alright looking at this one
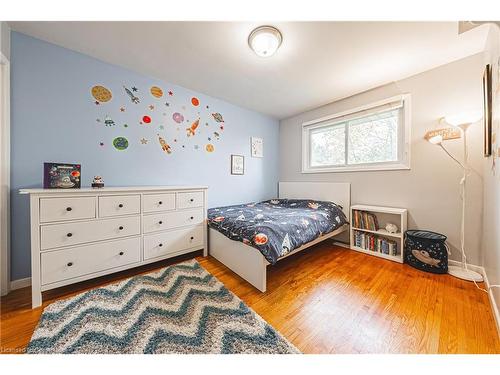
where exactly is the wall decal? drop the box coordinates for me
[91,85,112,103]
[142,115,152,124]
[251,137,263,158]
[132,86,138,92]
[99,142,104,147]
[124,86,140,104]
[172,112,184,123]
[112,136,129,150]
[148,104,155,110]
[123,124,129,128]
[140,138,148,144]
[165,102,170,107]
[186,118,200,137]
[150,86,163,98]
[191,97,200,106]
[158,135,172,154]
[213,132,220,140]
[168,90,173,96]
[206,144,215,153]
[212,113,224,123]
[104,115,116,127]
[120,107,126,112]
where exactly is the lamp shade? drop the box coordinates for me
[248,26,283,57]
[428,135,443,145]
[445,111,482,127]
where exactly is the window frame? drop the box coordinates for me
[301,94,411,173]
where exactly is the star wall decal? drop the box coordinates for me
[120,107,125,112]
[149,104,155,110]
[99,142,104,146]
[165,102,170,107]
[94,101,100,105]
[168,91,173,96]
[140,138,148,144]
[132,87,138,92]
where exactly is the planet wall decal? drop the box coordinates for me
[150,86,163,98]
[191,97,200,106]
[142,115,151,124]
[91,85,112,103]
[172,112,184,124]
[112,136,129,151]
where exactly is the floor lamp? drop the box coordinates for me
[426,112,483,282]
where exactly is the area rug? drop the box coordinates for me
[26,259,300,354]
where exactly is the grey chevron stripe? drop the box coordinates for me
[27,260,300,354]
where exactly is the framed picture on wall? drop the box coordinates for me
[251,137,263,158]
[231,155,244,175]
[483,63,493,157]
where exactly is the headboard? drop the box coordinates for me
[278,182,351,217]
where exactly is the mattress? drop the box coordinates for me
[207,199,348,264]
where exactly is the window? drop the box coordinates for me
[302,95,410,173]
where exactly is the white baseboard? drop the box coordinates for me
[10,277,31,290]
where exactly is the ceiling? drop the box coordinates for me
[8,21,491,119]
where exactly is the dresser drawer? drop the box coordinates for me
[176,191,204,209]
[143,193,176,213]
[40,197,96,223]
[41,216,141,250]
[143,225,204,260]
[99,195,141,217]
[41,237,141,285]
[143,208,205,233]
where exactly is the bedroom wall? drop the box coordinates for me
[481,24,500,328]
[280,53,486,265]
[10,32,279,281]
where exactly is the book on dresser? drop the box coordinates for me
[350,204,407,264]
[19,186,208,308]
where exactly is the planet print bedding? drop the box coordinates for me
[207,199,348,265]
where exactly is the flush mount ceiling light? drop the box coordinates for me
[248,26,283,57]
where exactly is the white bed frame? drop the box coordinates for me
[208,182,350,292]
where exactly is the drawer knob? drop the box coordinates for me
[66,207,72,212]
[119,226,124,230]
[118,204,124,208]
[190,198,194,202]
[190,216,194,220]
[190,236,194,240]
[67,262,73,267]
[159,243,163,247]
[159,221,163,225]
[119,251,124,256]
[66,233,73,237]
[159,201,163,205]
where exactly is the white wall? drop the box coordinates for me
[482,24,500,325]
[280,53,485,264]
[0,22,10,59]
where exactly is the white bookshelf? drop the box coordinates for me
[350,204,407,263]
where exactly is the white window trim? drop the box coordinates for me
[302,94,411,174]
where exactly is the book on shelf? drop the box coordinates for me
[353,230,398,255]
[352,210,379,231]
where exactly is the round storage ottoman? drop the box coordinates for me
[404,230,448,274]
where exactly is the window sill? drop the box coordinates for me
[302,163,411,174]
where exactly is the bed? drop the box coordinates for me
[208,182,350,292]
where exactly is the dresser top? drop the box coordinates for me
[19,185,208,195]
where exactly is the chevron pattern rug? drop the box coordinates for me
[26,259,299,354]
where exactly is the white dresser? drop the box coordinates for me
[19,186,208,308]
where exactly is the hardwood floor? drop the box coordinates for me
[1,244,499,354]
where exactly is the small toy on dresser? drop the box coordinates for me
[91,176,104,188]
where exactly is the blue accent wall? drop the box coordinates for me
[10,32,279,281]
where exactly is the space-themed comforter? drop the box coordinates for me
[208,199,348,265]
